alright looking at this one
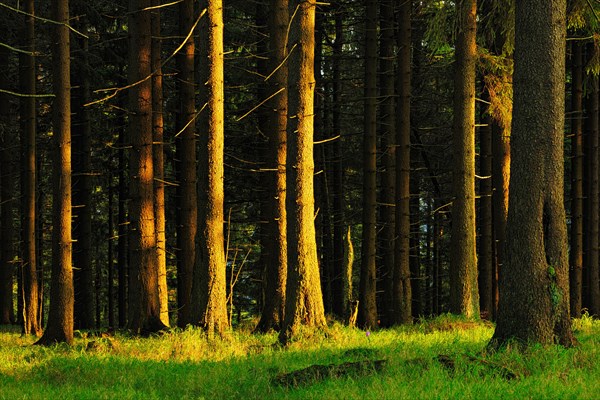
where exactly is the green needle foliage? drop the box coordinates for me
[0,316,599,399]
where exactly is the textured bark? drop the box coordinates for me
[394,0,412,325]
[127,0,165,334]
[175,0,197,328]
[358,0,378,330]
[19,0,41,336]
[152,0,169,328]
[36,0,74,345]
[255,0,288,333]
[450,0,479,318]
[380,0,396,326]
[279,0,326,344]
[569,41,584,318]
[72,15,95,329]
[197,0,228,337]
[0,40,15,324]
[491,0,575,347]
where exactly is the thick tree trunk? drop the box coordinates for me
[570,41,584,318]
[394,0,412,325]
[491,0,575,347]
[152,0,169,328]
[197,0,228,337]
[255,0,288,333]
[450,0,479,318]
[20,0,41,336]
[279,0,326,344]
[37,0,74,345]
[127,0,165,334]
[175,0,197,328]
[358,0,378,330]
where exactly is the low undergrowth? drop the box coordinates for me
[0,314,598,399]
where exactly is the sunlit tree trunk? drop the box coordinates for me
[36,0,74,345]
[20,0,41,336]
[255,0,288,333]
[127,0,165,334]
[358,0,378,330]
[491,0,575,347]
[279,0,326,344]
[152,0,169,328]
[450,0,479,318]
[197,0,228,337]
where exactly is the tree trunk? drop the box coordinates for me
[279,0,326,344]
[358,0,378,330]
[0,39,15,324]
[569,41,584,318]
[479,104,494,319]
[331,4,345,319]
[20,0,41,336]
[36,0,74,345]
[394,0,412,324]
[152,0,170,328]
[72,16,95,329]
[491,0,575,347]
[175,0,197,328]
[197,0,228,337]
[127,0,165,334]
[255,0,288,333]
[450,0,479,318]
[587,75,600,316]
[117,118,128,328]
[380,0,396,326]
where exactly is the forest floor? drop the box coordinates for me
[0,314,598,399]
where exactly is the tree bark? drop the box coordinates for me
[0,37,15,324]
[479,104,494,319]
[197,0,229,337]
[72,13,95,329]
[36,0,74,345]
[279,0,327,344]
[19,0,41,336]
[358,0,378,330]
[255,0,288,333]
[380,0,396,326]
[450,0,479,318]
[175,0,197,328]
[570,41,584,318]
[127,0,165,334]
[152,0,170,328]
[394,0,412,324]
[491,0,575,347]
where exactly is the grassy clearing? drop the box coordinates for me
[0,315,598,399]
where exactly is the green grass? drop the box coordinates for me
[1,314,599,399]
